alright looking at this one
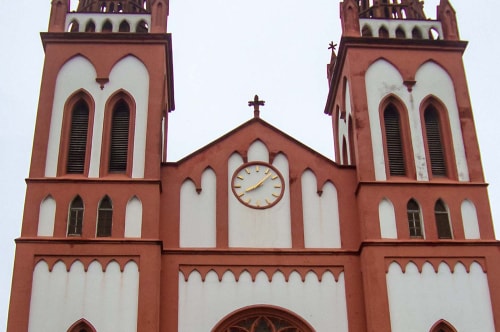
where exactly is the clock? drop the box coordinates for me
[231,162,285,209]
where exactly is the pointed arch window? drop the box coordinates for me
[109,100,130,173]
[430,319,457,332]
[407,199,423,238]
[384,105,406,176]
[435,199,452,239]
[67,100,90,174]
[96,196,113,237]
[67,318,97,332]
[424,105,447,176]
[68,196,84,236]
[212,305,314,332]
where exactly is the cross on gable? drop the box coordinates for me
[248,95,265,118]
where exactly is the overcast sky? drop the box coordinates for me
[1,1,499,329]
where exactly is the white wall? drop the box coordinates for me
[28,260,139,332]
[180,168,217,247]
[365,59,469,181]
[178,270,348,332]
[45,55,150,178]
[228,141,292,248]
[302,170,341,248]
[386,261,495,331]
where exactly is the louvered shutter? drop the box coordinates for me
[425,108,447,176]
[66,101,89,174]
[109,101,130,173]
[384,106,406,176]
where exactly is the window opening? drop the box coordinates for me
[67,100,89,174]
[136,20,149,33]
[379,26,389,38]
[68,196,84,236]
[395,27,406,38]
[97,196,113,237]
[102,20,112,32]
[412,27,423,39]
[435,200,452,239]
[384,105,406,176]
[119,20,130,32]
[108,100,130,173]
[85,21,96,32]
[407,199,423,238]
[424,106,447,176]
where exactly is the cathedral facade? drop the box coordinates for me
[7,0,500,331]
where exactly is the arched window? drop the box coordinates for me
[379,26,389,38]
[395,27,406,38]
[412,27,423,39]
[68,196,84,236]
[102,20,113,32]
[384,105,406,176]
[407,199,423,238]
[96,196,113,237]
[67,100,90,174]
[430,319,457,332]
[109,100,130,173]
[424,105,447,176]
[85,20,96,32]
[362,25,373,37]
[67,318,96,332]
[212,305,314,332]
[136,20,149,33]
[119,20,130,32]
[435,199,452,239]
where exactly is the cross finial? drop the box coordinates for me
[328,41,337,51]
[248,94,265,118]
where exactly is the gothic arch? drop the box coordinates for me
[58,89,95,176]
[379,95,415,178]
[211,305,316,332]
[100,90,136,176]
[67,318,96,332]
[419,96,457,179]
[429,319,457,332]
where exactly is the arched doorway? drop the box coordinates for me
[212,305,315,332]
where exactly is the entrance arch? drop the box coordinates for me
[211,305,315,332]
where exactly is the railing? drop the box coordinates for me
[358,0,426,20]
[75,0,149,14]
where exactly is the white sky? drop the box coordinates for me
[1,0,499,329]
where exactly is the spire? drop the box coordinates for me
[437,0,460,40]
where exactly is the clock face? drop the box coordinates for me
[231,162,285,209]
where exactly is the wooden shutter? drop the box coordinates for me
[435,200,452,239]
[425,107,447,176]
[66,101,89,174]
[109,101,130,173]
[384,106,406,176]
[68,196,84,236]
[97,196,113,237]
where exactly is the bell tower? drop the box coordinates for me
[8,0,174,331]
[325,0,500,330]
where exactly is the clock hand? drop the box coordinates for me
[246,173,272,192]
